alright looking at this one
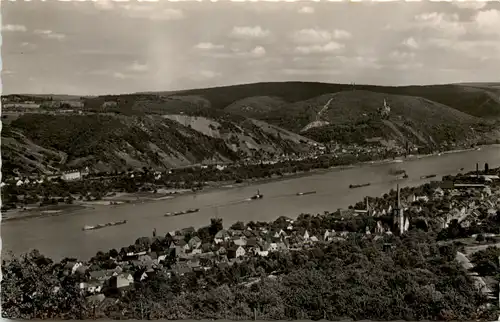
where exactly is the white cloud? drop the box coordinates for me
[474,9,500,35]
[298,6,315,14]
[113,72,128,79]
[230,26,270,39]
[392,62,425,71]
[199,70,221,79]
[2,24,27,32]
[34,29,66,40]
[336,56,382,69]
[281,68,341,76]
[333,30,352,40]
[427,38,500,59]
[389,50,416,61]
[402,37,419,49]
[120,4,184,21]
[294,41,344,54]
[128,62,149,72]
[453,1,487,10]
[158,8,185,21]
[292,28,351,44]
[21,42,37,50]
[194,42,225,50]
[250,46,266,57]
[93,0,114,11]
[414,12,466,37]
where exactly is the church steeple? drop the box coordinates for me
[392,184,406,235]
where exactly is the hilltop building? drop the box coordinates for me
[378,99,391,119]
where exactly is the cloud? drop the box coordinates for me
[389,50,416,61]
[113,72,128,80]
[336,56,382,69]
[298,6,315,14]
[2,24,27,32]
[93,0,114,11]
[128,62,149,72]
[34,29,66,40]
[402,37,419,49]
[474,9,500,35]
[194,42,225,50]
[391,62,425,71]
[199,70,221,79]
[250,46,266,57]
[121,4,184,21]
[21,42,37,50]
[281,68,341,76]
[198,45,266,59]
[230,26,270,39]
[294,41,344,55]
[453,1,487,10]
[414,12,466,37]
[427,38,500,59]
[291,28,351,44]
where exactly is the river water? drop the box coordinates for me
[2,146,500,261]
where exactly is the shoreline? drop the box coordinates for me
[1,146,489,223]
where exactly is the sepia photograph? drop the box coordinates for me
[1,0,500,320]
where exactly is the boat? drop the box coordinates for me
[82,220,127,231]
[390,169,406,176]
[349,183,371,189]
[250,190,263,200]
[164,208,200,217]
[420,174,436,179]
[296,191,317,196]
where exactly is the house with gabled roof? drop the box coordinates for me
[227,245,245,259]
[214,229,231,244]
[188,236,202,249]
[232,236,247,246]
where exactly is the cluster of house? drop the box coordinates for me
[60,218,363,304]
[3,167,91,187]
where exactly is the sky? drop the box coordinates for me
[1,0,500,95]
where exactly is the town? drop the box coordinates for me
[2,163,500,320]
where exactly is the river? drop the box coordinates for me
[2,146,500,261]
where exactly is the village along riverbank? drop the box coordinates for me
[2,145,500,261]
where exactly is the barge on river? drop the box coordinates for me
[296,191,317,196]
[82,220,127,231]
[165,208,200,217]
[349,183,371,189]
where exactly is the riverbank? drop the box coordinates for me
[1,146,487,223]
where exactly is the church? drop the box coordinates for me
[392,184,410,235]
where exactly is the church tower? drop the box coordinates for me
[392,184,407,235]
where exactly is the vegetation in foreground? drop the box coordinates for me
[1,231,495,320]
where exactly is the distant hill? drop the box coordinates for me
[172,81,500,119]
[1,113,317,175]
[3,81,500,175]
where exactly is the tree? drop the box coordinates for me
[230,221,245,231]
[209,218,223,237]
